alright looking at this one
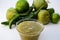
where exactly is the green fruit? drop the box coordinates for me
[33,0,48,10]
[47,8,55,15]
[38,10,50,25]
[16,0,29,13]
[47,8,55,21]
[42,1,48,9]
[52,13,60,23]
[6,8,18,21]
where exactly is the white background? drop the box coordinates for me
[0,0,60,40]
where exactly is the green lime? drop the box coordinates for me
[6,8,18,21]
[38,10,50,25]
[16,0,29,13]
[33,0,48,10]
[47,8,55,15]
[52,13,60,23]
[47,8,55,21]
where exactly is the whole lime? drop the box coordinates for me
[6,8,18,21]
[52,13,60,23]
[33,0,48,10]
[47,8,55,15]
[38,10,50,25]
[47,8,55,21]
[42,1,48,9]
[16,0,29,13]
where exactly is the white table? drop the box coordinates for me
[0,0,60,40]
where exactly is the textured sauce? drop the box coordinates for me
[17,21,43,40]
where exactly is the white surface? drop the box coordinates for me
[0,0,60,40]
